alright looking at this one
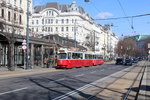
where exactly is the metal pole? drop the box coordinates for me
[104,31,106,60]
[26,0,29,69]
[94,31,95,53]
[74,19,77,48]
[24,50,26,69]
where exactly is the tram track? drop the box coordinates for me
[85,63,146,100]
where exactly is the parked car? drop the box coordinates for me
[124,58,132,66]
[132,58,138,63]
[115,58,124,65]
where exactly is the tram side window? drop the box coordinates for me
[59,53,67,59]
[90,54,93,59]
[79,53,83,59]
[85,54,90,59]
[72,53,82,59]
[68,52,71,59]
[72,53,77,59]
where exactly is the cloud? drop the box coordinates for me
[33,0,45,7]
[95,12,113,19]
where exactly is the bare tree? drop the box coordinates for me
[143,37,150,55]
[115,36,136,58]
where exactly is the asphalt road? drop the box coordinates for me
[0,63,131,100]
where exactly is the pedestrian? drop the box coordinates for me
[44,58,48,68]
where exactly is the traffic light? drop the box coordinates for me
[84,0,89,2]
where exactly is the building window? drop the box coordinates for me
[45,27,47,32]
[32,28,34,32]
[72,27,74,31]
[19,15,22,24]
[2,9,4,18]
[66,27,68,31]
[66,19,69,23]
[32,20,34,25]
[72,19,74,23]
[52,11,54,16]
[8,11,11,21]
[49,11,51,15]
[36,20,38,24]
[47,11,48,16]
[48,27,50,32]
[42,19,44,24]
[42,26,44,31]
[14,13,16,21]
[56,27,58,31]
[51,27,53,32]
[56,19,58,23]
[51,19,53,24]
[61,27,64,32]
[61,19,64,24]
[48,19,50,24]
[36,28,38,32]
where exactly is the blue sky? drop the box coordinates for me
[32,0,150,37]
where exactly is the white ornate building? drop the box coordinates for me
[0,0,32,36]
[31,1,119,58]
[0,0,32,70]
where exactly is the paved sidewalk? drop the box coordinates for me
[0,67,61,79]
[0,61,113,79]
[138,61,150,100]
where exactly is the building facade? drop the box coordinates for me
[0,0,33,70]
[31,1,119,58]
[0,1,119,71]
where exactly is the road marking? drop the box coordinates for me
[52,66,133,100]
[0,87,28,96]
[90,71,96,73]
[75,74,84,77]
[49,78,66,83]
[57,78,65,81]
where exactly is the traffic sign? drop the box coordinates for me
[22,39,27,46]
[22,45,27,50]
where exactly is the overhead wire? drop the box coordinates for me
[94,13,150,20]
[116,0,135,33]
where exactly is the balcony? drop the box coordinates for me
[1,0,6,7]
[14,6,18,11]
[18,7,24,13]
[7,3,13,9]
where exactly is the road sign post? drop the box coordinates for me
[22,39,27,69]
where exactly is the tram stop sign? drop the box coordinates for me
[22,45,27,50]
[22,39,27,50]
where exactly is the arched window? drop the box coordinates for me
[66,19,69,23]
[2,9,4,18]
[19,15,22,24]
[8,11,11,21]
[14,13,16,21]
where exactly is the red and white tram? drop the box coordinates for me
[56,49,104,69]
